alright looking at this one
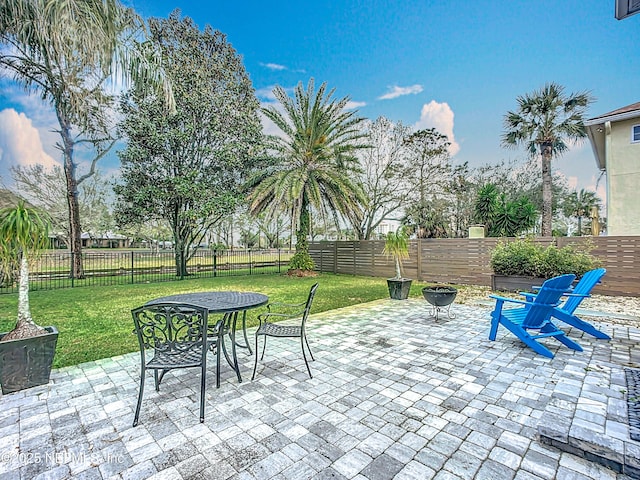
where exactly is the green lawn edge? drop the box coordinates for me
[0,273,442,368]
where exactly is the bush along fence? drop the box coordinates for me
[0,249,293,294]
[309,236,640,297]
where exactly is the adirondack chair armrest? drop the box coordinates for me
[562,292,590,298]
[532,285,575,292]
[489,295,535,307]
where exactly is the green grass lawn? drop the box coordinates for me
[0,273,434,368]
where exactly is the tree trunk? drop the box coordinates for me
[2,256,45,342]
[60,116,85,279]
[540,143,553,237]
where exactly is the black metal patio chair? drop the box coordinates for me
[252,283,319,380]
[131,303,213,426]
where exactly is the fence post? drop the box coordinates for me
[70,252,75,287]
[353,241,357,276]
[278,249,281,273]
[320,244,323,272]
[249,249,252,275]
[213,250,217,277]
[334,242,338,274]
[416,239,422,281]
[131,251,134,284]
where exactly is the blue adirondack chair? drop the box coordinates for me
[521,268,610,340]
[489,274,583,358]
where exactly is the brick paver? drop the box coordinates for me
[0,298,637,479]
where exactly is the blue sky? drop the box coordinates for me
[1,0,638,201]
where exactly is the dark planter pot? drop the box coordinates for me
[0,326,58,394]
[387,278,412,300]
[422,286,458,307]
[491,275,548,293]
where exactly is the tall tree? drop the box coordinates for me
[0,0,172,278]
[502,82,592,236]
[402,128,453,238]
[247,79,367,272]
[562,188,601,236]
[115,12,262,278]
[353,117,411,240]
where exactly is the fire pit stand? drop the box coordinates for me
[422,286,457,321]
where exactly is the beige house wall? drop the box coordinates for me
[606,118,640,235]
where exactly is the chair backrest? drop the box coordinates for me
[301,283,319,331]
[522,274,576,329]
[562,268,606,314]
[132,303,209,358]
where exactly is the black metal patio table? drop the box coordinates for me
[146,291,268,382]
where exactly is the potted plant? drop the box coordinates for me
[490,239,601,292]
[0,201,58,394]
[383,227,412,300]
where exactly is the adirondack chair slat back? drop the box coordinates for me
[522,274,576,329]
[562,268,606,314]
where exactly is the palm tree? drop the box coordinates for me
[248,79,367,272]
[0,202,50,341]
[563,188,601,235]
[0,0,173,279]
[502,83,592,236]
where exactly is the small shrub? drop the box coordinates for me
[490,239,601,278]
[288,251,315,271]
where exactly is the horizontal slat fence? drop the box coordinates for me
[310,236,640,297]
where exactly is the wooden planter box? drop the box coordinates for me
[0,326,58,394]
[491,275,548,293]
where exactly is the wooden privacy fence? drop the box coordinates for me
[309,236,640,297]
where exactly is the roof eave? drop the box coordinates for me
[585,124,606,171]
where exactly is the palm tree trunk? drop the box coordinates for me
[3,256,45,341]
[296,201,310,257]
[541,143,553,237]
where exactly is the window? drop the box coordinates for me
[634,124,640,143]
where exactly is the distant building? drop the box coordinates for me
[585,102,640,235]
[81,232,130,248]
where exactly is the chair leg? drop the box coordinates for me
[301,336,312,379]
[230,314,242,383]
[501,320,555,358]
[489,311,501,341]
[553,310,611,340]
[260,336,267,361]
[199,364,206,423]
[540,323,583,352]
[252,334,260,381]
[216,334,221,388]
[133,370,146,427]
[303,333,315,361]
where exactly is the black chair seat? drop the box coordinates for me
[147,346,204,369]
[256,323,302,338]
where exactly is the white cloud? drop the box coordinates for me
[255,86,278,102]
[413,100,460,156]
[260,62,287,71]
[378,84,423,100]
[0,109,60,175]
[345,100,367,110]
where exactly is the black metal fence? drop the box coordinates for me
[1,249,293,294]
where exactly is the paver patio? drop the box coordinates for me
[0,298,638,479]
